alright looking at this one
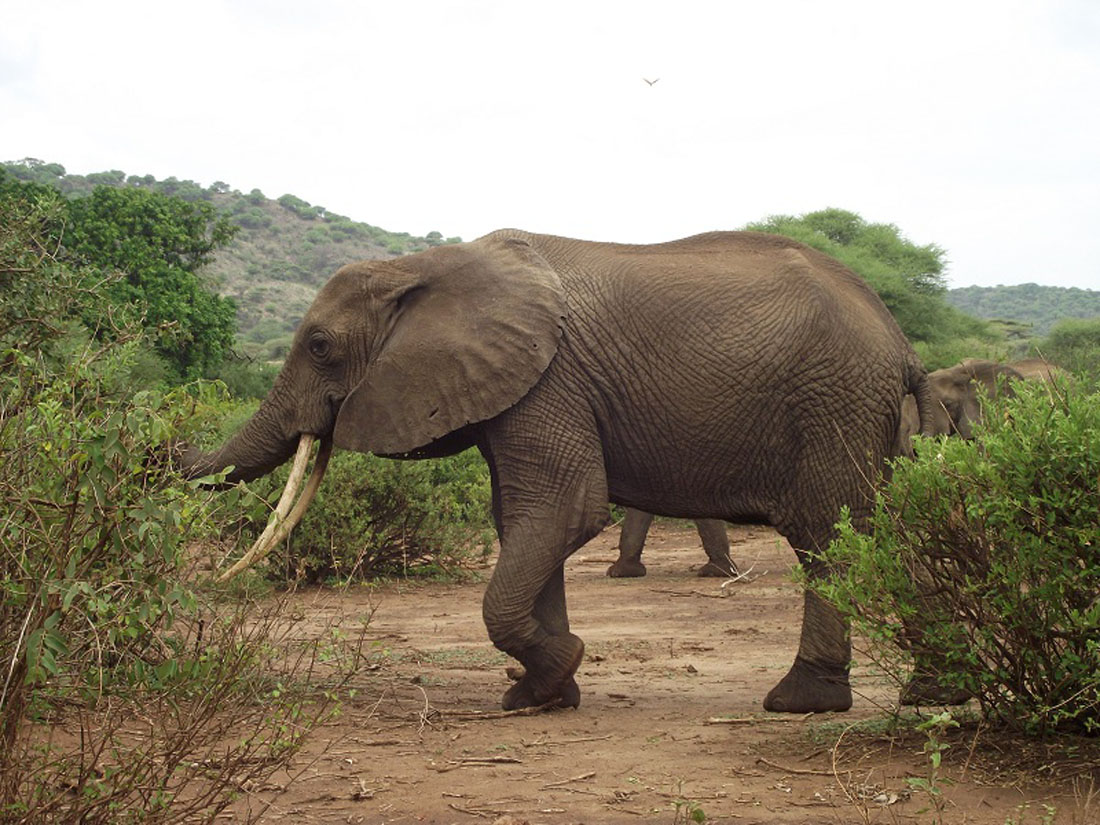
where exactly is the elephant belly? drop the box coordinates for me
[603,440,780,524]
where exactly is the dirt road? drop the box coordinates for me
[233,524,1094,824]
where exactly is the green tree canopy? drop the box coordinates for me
[0,170,87,356]
[65,185,239,381]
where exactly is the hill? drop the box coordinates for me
[1,158,460,360]
[10,159,1098,355]
[947,283,1100,337]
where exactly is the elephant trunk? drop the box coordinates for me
[178,395,300,484]
[217,434,333,582]
[174,391,336,581]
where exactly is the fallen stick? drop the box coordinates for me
[705,712,813,725]
[453,756,523,765]
[446,702,559,721]
[648,588,731,599]
[756,757,837,776]
[540,771,596,789]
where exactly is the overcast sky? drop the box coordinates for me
[3,1,1099,290]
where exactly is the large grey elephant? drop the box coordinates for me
[180,229,932,714]
[607,509,737,578]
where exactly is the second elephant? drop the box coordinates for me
[606,509,738,578]
[898,358,1024,446]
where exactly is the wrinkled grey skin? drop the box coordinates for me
[607,509,737,578]
[181,230,931,714]
[898,358,1024,448]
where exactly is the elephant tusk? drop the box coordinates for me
[217,434,333,582]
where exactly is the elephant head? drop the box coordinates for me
[929,359,1023,438]
[896,358,1023,447]
[180,236,567,571]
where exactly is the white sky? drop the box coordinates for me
[3,0,1099,290]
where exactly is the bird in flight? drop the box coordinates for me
[643,77,660,86]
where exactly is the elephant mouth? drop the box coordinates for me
[218,433,333,582]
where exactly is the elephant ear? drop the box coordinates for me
[333,235,567,456]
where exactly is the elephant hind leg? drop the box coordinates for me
[764,497,864,713]
[763,588,853,713]
[694,519,737,577]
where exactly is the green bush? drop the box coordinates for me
[813,381,1100,734]
[234,449,496,583]
[0,173,354,822]
[205,354,278,400]
[234,206,271,229]
[0,345,351,821]
[1035,318,1100,389]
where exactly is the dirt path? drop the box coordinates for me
[233,524,1095,824]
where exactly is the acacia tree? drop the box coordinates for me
[65,186,239,381]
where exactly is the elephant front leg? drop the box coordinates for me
[478,392,610,710]
[481,471,609,709]
[496,563,585,709]
[485,540,599,710]
[763,590,853,713]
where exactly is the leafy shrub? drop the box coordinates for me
[1035,318,1100,389]
[813,381,1100,734]
[0,172,355,822]
[205,354,278,400]
[235,449,496,583]
[912,336,1012,371]
[234,206,271,229]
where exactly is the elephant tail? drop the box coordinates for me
[907,359,935,438]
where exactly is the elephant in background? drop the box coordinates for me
[179,229,932,715]
[1009,357,1067,385]
[606,509,738,578]
[898,358,1024,447]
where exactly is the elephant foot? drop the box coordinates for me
[502,632,585,710]
[607,557,647,578]
[763,655,852,713]
[899,673,972,707]
[697,558,739,578]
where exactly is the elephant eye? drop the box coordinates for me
[307,335,332,360]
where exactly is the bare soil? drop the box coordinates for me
[233,524,1098,824]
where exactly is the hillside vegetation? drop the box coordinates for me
[6,158,1096,373]
[948,283,1100,337]
[1,159,460,361]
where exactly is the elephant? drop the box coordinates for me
[606,509,738,578]
[897,358,1024,447]
[1008,357,1066,385]
[179,229,933,714]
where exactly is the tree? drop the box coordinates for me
[0,170,87,356]
[65,186,239,381]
